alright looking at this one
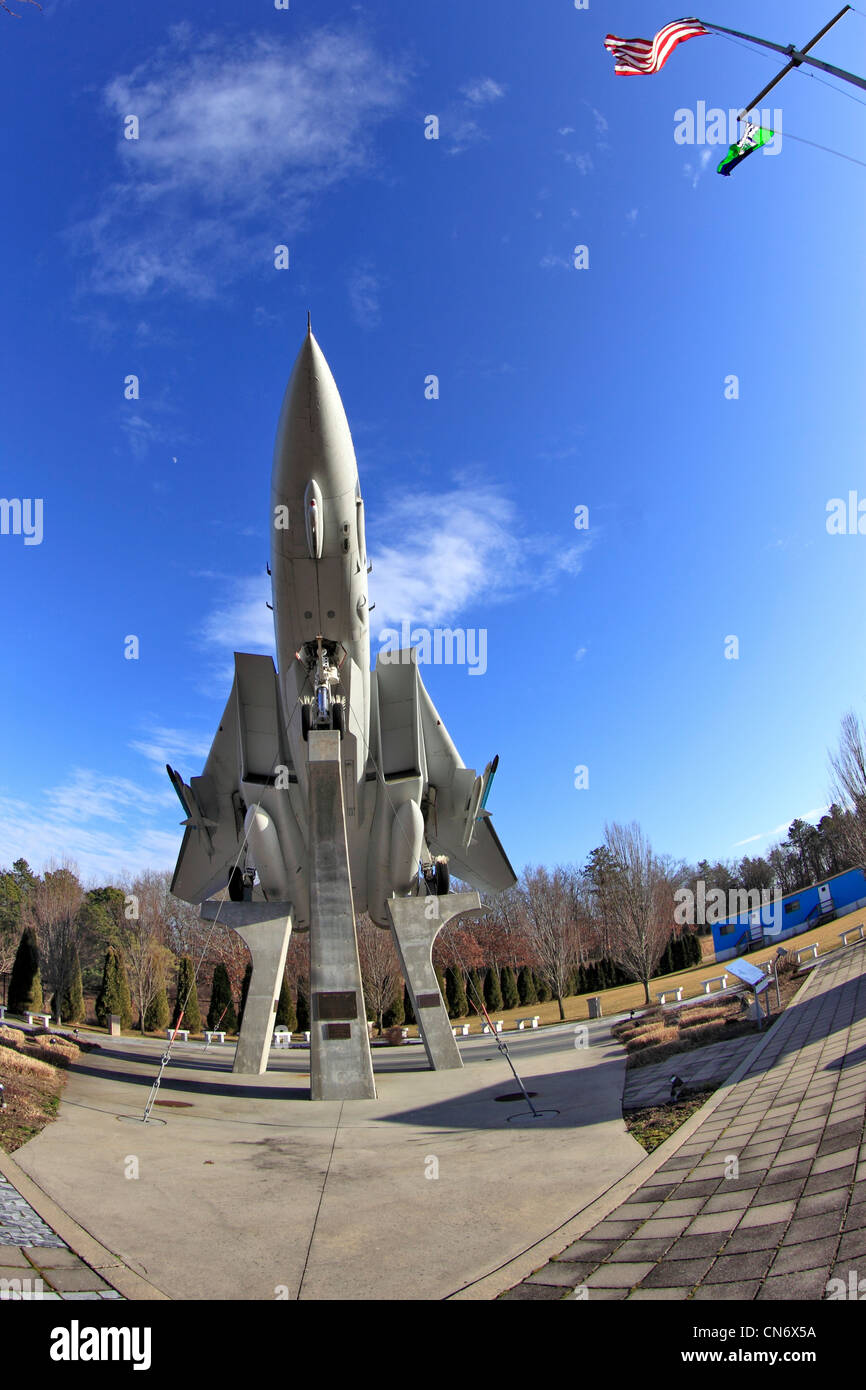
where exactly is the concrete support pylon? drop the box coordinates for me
[307,730,376,1101]
[385,891,482,1071]
[200,900,293,1075]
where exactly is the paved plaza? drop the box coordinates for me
[503,944,866,1299]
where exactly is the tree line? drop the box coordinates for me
[2,708,865,1032]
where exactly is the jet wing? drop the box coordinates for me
[416,673,517,895]
[168,681,245,904]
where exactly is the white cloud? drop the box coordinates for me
[461,77,505,106]
[369,482,587,629]
[540,253,572,271]
[129,728,213,772]
[561,151,593,175]
[201,575,276,655]
[732,807,829,849]
[200,483,591,649]
[69,27,408,298]
[348,265,383,328]
[0,770,180,883]
[683,148,713,188]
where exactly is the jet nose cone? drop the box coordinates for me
[272,326,358,502]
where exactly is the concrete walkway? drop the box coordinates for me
[501,944,866,1300]
[9,1017,645,1300]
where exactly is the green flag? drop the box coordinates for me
[717,123,775,177]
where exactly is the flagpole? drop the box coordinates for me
[698,7,866,102]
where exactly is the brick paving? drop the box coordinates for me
[502,946,866,1300]
[0,1177,123,1301]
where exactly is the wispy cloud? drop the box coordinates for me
[683,148,713,188]
[200,482,591,648]
[369,481,588,630]
[0,770,180,883]
[68,25,408,298]
[348,264,384,328]
[460,77,505,106]
[732,806,829,848]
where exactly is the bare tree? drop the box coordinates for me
[518,866,580,1020]
[356,914,403,1035]
[601,822,676,1004]
[829,709,866,865]
[24,860,83,1024]
[122,871,175,1034]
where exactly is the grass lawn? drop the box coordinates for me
[0,1026,82,1154]
[430,905,865,1034]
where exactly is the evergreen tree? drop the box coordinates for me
[434,965,448,1008]
[95,946,133,1029]
[577,964,588,995]
[402,983,416,1026]
[501,965,520,1010]
[534,971,551,1003]
[237,962,253,1030]
[207,963,237,1033]
[275,971,297,1030]
[517,965,537,1006]
[144,984,170,1032]
[383,991,405,1027]
[8,926,43,1015]
[54,949,84,1024]
[468,969,485,1015]
[296,978,310,1031]
[484,966,503,1012]
[446,967,468,1019]
[172,956,202,1033]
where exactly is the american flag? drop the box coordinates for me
[604,18,708,76]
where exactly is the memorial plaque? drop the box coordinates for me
[416,992,441,1009]
[325,1023,351,1040]
[315,991,358,1021]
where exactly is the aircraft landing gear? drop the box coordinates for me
[421,855,450,896]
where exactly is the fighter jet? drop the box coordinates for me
[167,321,516,926]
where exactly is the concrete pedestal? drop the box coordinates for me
[385,891,482,1071]
[200,900,293,1075]
[307,731,376,1101]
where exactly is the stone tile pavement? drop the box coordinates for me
[502,945,866,1300]
[0,1177,124,1301]
[623,1033,759,1110]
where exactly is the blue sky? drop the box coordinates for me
[1,0,864,885]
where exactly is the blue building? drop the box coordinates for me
[712,865,866,961]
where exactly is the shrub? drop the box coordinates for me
[275,971,297,1030]
[501,966,520,1010]
[446,968,468,1019]
[95,947,133,1029]
[172,956,202,1033]
[237,962,253,1029]
[207,964,237,1033]
[383,991,405,1027]
[144,985,170,1033]
[517,966,536,1007]
[53,950,85,1024]
[402,983,415,1025]
[296,979,310,1032]
[9,927,42,1015]
[484,966,503,1012]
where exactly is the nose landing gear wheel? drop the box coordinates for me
[434,860,450,895]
